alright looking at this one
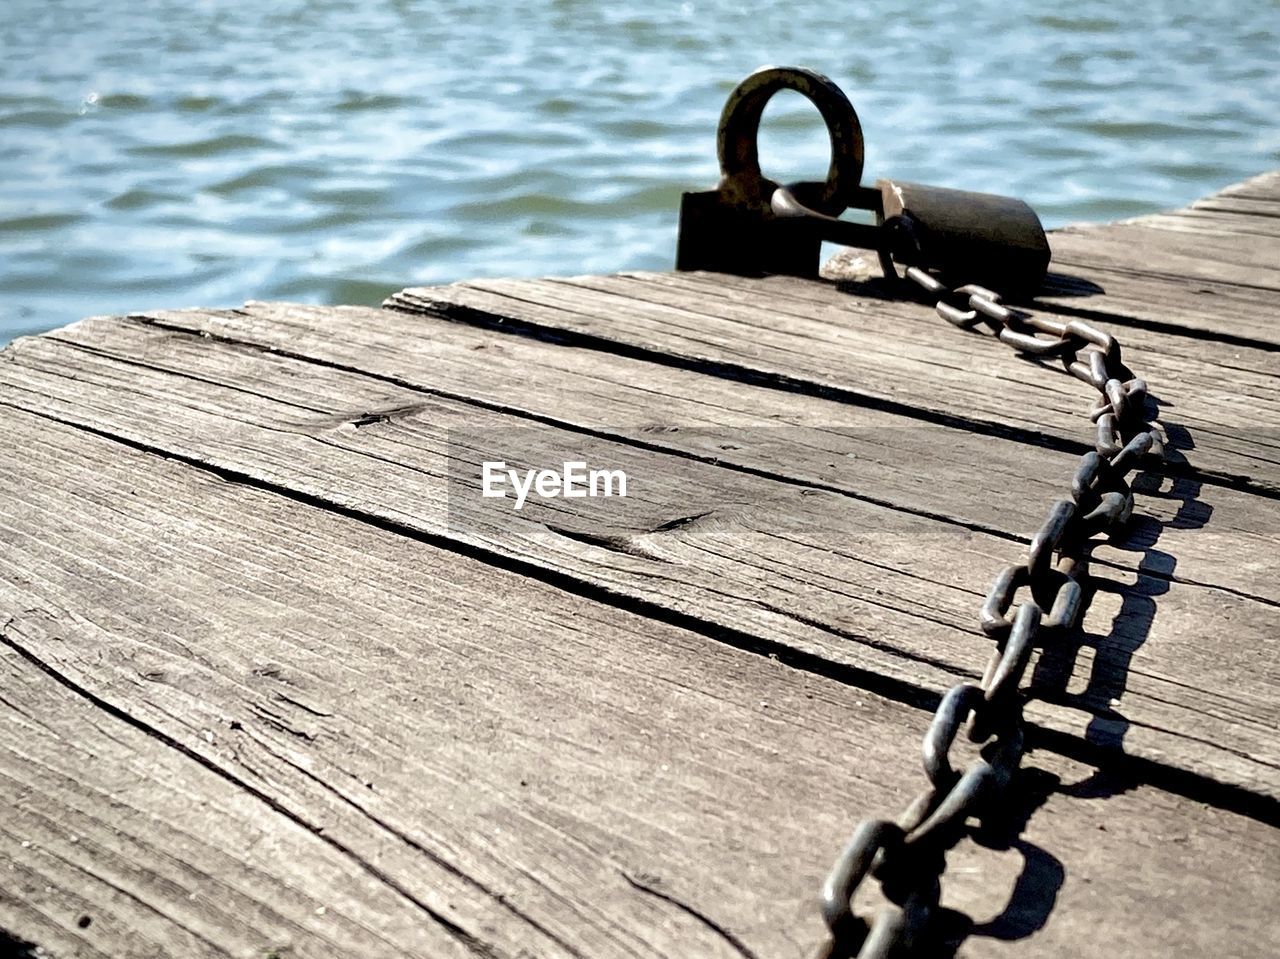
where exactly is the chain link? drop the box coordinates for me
[815,266,1164,957]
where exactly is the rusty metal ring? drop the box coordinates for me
[716,65,864,215]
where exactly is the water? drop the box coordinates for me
[1,1,1276,343]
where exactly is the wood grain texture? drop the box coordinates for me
[0,310,1276,801]
[2,172,1278,957]
[0,638,476,959]
[1,408,1277,958]
[41,302,1278,602]
[390,171,1280,494]
[388,271,1279,495]
[828,171,1280,341]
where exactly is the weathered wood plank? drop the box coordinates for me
[600,266,1280,408]
[1104,171,1280,239]
[1046,223,1280,300]
[2,408,1278,958]
[1191,195,1280,218]
[827,238,1280,347]
[0,642,476,959]
[388,270,1280,495]
[1137,209,1280,239]
[62,303,1274,605]
[1209,170,1280,203]
[3,313,1276,801]
[389,169,1280,499]
[661,265,1280,368]
[1047,171,1280,326]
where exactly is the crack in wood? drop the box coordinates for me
[620,871,761,959]
[389,295,1279,501]
[0,628,506,959]
[3,400,1277,825]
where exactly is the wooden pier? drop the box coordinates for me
[1,172,1277,957]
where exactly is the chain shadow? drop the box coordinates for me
[1030,402,1206,779]
[0,928,42,959]
[916,394,1207,954]
[916,767,1066,955]
[820,270,1211,953]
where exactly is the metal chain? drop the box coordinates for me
[814,266,1164,958]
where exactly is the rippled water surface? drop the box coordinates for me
[2,1,1277,341]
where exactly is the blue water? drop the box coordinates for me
[1,1,1277,343]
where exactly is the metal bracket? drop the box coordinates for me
[675,66,880,278]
